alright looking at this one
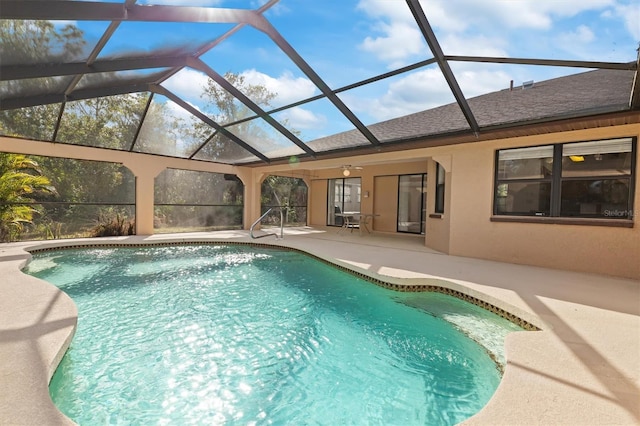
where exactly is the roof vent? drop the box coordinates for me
[522,80,534,89]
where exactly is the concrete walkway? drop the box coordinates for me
[1,227,638,425]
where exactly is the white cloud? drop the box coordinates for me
[613,2,640,39]
[162,68,209,103]
[277,107,327,130]
[344,65,513,122]
[420,0,615,31]
[356,0,620,65]
[347,68,453,121]
[163,68,317,113]
[239,69,317,107]
[359,22,425,66]
[454,67,513,98]
[357,0,415,22]
[356,0,425,66]
[166,100,202,123]
[560,25,596,44]
[439,34,508,57]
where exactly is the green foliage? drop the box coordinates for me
[192,72,279,162]
[153,169,243,230]
[1,18,309,237]
[0,20,86,141]
[0,104,61,141]
[134,98,191,156]
[1,20,138,241]
[155,169,243,205]
[261,176,308,225]
[34,157,135,205]
[90,211,135,237]
[56,94,150,150]
[0,153,57,242]
[261,176,307,206]
[0,20,85,63]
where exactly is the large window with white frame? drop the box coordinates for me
[494,137,636,220]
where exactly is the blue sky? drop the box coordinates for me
[63,0,640,147]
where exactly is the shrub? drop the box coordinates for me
[90,212,135,237]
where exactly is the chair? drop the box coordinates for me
[334,205,343,226]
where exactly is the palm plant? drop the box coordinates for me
[0,153,56,242]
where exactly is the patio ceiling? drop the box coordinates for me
[1,0,638,166]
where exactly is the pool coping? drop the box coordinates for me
[1,231,639,425]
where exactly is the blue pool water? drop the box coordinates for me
[25,244,522,425]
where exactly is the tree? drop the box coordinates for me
[0,20,86,141]
[261,175,308,225]
[134,97,191,156]
[153,168,243,230]
[0,154,56,241]
[56,94,150,151]
[1,17,307,234]
[195,72,308,225]
[0,20,85,63]
[1,21,141,238]
[32,156,135,232]
[192,72,279,162]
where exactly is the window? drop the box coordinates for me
[494,138,635,220]
[495,145,554,216]
[398,174,426,234]
[327,178,361,226]
[435,162,445,214]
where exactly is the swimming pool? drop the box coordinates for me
[26,244,523,425]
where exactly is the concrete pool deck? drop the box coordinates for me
[1,227,638,425]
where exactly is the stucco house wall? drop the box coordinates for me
[303,124,639,279]
[445,124,640,280]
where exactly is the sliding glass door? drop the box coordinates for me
[397,174,426,234]
[327,178,361,226]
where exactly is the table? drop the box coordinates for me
[358,213,379,234]
[336,212,379,235]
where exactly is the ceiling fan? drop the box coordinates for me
[340,165,363,176]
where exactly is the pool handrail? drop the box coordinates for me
[250,207,284,240]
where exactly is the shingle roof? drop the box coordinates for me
[306,68,635,153]
[468,68,633,127]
